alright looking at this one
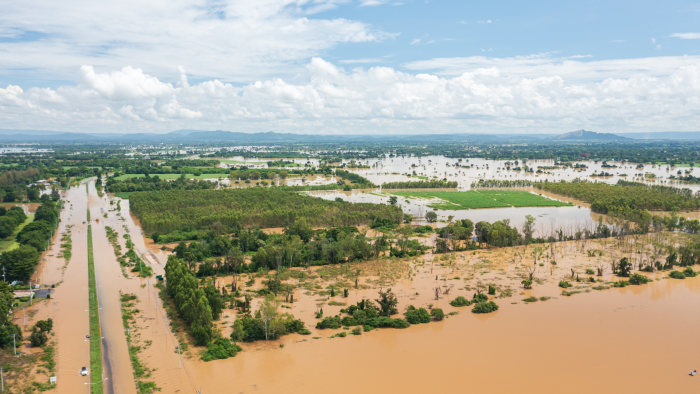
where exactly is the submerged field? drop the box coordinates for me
[390,190,571,209]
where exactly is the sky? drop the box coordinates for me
[0,0,699,134]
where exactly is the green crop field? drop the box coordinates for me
[114,173,225,180]
[390,190,571,210]
[477,190,572,207]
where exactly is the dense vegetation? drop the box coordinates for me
[131,188,402,234]
[106,174,217,193]
[534,180,700,213]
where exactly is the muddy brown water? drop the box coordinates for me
[22,178,700,394]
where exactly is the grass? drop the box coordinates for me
[87,221,104,394]
[390,190,571,210]
[114,173,226,180]
[120,292,159,393]
[0,213,34,253]
[113,192,132,199]
[215,159,266,165]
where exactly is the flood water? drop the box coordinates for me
[19,172,700,394]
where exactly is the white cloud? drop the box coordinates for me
[402,53,700,83]
[477,20,492,24]
[0,0,395,84]
[670,32,700,39]
[651,38,657,44]
[2,56,700,134]
[410,38,421,45]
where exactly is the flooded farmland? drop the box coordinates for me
[22,167,700,394]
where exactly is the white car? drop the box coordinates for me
[80,367,88,376]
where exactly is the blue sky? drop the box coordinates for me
[0,0,699,133]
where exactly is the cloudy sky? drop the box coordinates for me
[1,0,699,134]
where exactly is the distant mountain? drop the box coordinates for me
[555,130,630,141]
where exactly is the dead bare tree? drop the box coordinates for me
[434,286,442,300]
[443,284,454,295]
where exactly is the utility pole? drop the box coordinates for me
[178,346,181,369]
[12,334,16,356]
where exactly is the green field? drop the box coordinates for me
[113,192,132,199]
[0,214,34,253]
[391,190,571,210]
[114,173,225,180]
[217,159,266,165]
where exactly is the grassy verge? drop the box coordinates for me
[119,292,160,394]
[87,222,104,393]
[114,173,226,180]
[105,226,128,277]
[114,192,132,199]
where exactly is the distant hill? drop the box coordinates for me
[555,130,630,141]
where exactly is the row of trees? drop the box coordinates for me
[382,180,458,189]
[131,188,402,235]
[164,257,222,345]
[106,174,217,193]
[0,201,60,281]
[470,179,533,188]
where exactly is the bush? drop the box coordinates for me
[404,306,431,324]
[363,325,374,332]
[316,316,342,329]
[473,293,488,303]
[488,285,496,295]
[612,280,630,287]
[201,337,243,361]
[521,280,532,289]
[522,297,538,303]
[298,329,311,335]
[683,267,698,277]
[558,280,572,288]
[628,273,651,285]
[351,327,362,335]
[430,308,445,321]
[450,296,472,307]
[472,301,499,314]
[669,270,686,279]
[341,316,359,327]
[585,269,595,275]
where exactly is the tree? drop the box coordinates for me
[0,245,40,281]
[522,214,536,243]
[376,288,398,316]
[259,294,280,340]
[425,211,438,223]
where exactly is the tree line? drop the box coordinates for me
[382,180,458,189]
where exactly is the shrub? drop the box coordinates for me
[298,329,311,335]
[450,296,472,307]
[352,310,367,321]
[472,301,499,314]
[363,325,374,332]
[612,280,630,287]
[315,316,342,329]
[473,293,488,303]
[669,270,686,279]
[521,280,532,289]
[617,257,632,277]
[351,327,362,335]
[341,316,359,327]
[488,285,496,295]
[522,297,538,303]
[430,308,445,321]
[376,288,399,316]
[629,273,651,285]
[558,280,572,288]
[683,267,698,277]
[201,337,243,361]
[404,306,431,324]
[330,332,347,338]
[585,269,595,275]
